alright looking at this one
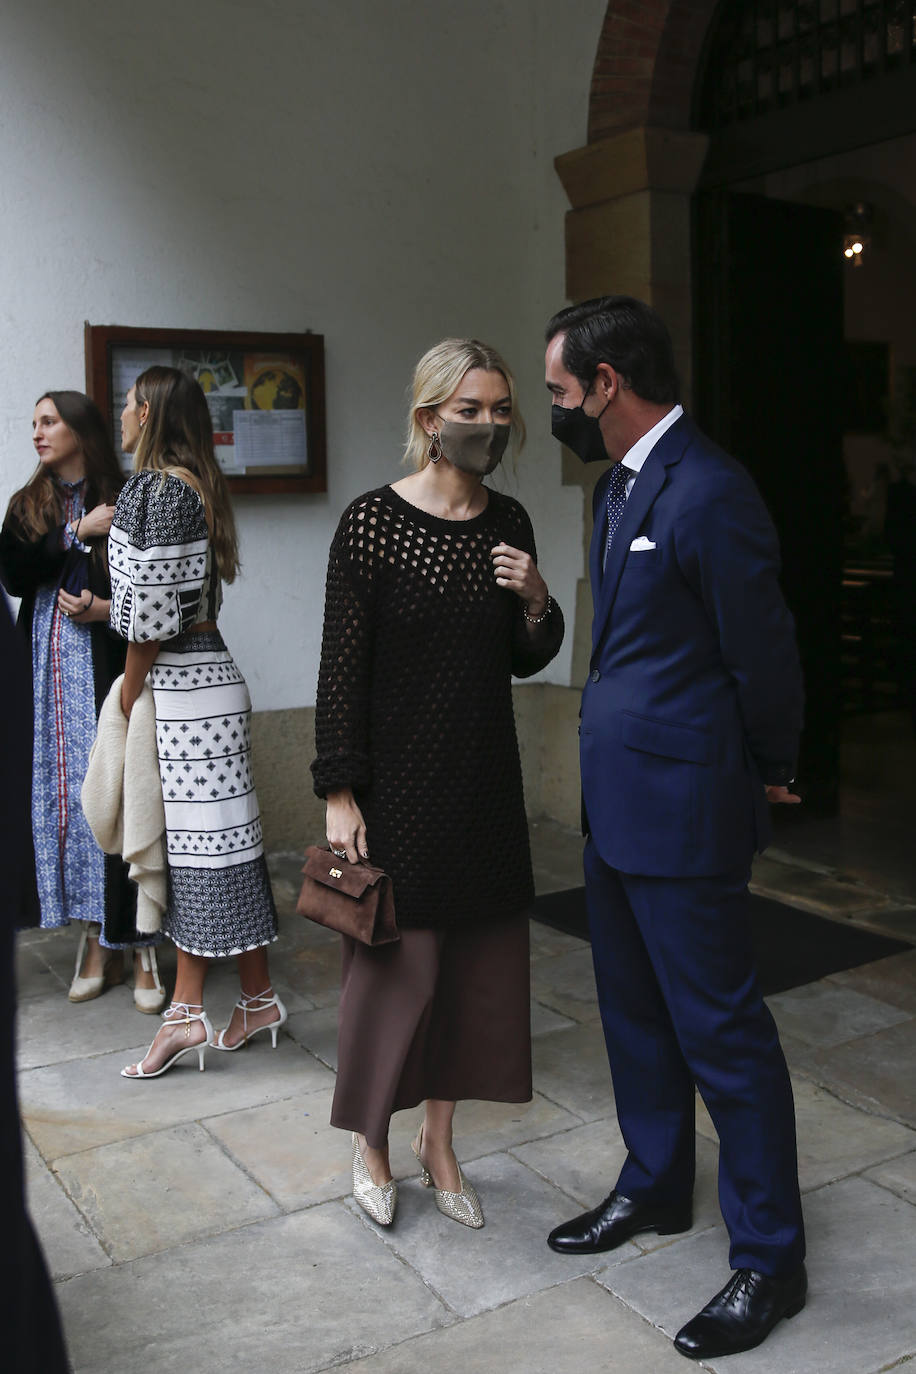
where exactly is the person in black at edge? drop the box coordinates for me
[0,595,70,1373]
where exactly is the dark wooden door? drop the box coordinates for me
[695,190,846,811]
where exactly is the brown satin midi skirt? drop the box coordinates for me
[330,914,532,1149]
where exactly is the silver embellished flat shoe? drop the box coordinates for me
[351,1133,398,1226]
[412,1125,484,1229]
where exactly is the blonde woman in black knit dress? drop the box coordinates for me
[312,339,564,1228]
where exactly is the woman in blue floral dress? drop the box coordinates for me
[0,391,164,1011]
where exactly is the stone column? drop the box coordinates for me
[552,122,709,687]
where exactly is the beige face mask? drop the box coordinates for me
[435,420,511,476]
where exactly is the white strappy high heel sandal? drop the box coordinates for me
[211,988,288,1051]
[133,946,167,1015]
[120,1002,212,1079]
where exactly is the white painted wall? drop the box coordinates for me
[0,0,606,708]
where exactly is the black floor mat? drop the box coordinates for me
[532,887,910,996]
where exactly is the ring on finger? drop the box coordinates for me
[331,847,348,859]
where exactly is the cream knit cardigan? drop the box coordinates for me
[81,676,166,934]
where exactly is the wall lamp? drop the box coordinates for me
[844,201,873,266]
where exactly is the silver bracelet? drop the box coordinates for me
[523,595,551,624]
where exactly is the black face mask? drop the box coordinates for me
[550,379,610,464]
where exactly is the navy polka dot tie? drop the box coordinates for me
[605,462,631,562]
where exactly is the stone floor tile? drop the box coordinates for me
[531,946,600,1024]
[263,978,314,1016]
[284,1004,339,1069]
[528,920,586,964]
[851,907,916,943]
[512,1118,721,1247]
[695,1078,916,1192]
[766,982,911,1050]
[270,938,342,1009]
[368,1152,608,1318]
[600,1177,916,1374]
[16,924,59,949]
[21,1036,334,1160]
[388,1094,580,1171]
[204,1086,347,1211]
[344,1275,689,1373]
[22,1132,110,1281]
[14,801,913,1374]
[530,998,576,1036]
[53,1121,279,1261]
[749,857,891,916]
[531,1022,614,1122]
[15,942,66,1002]
[17,985,171,1071]
[511,1117,629,1207]
[865,1149,916,1204]
[210,1092,576,1221]
[806,1018,916,1128]
[55,1204,449,1374]
[793,1081,916,1190]
[828,950,916,1015]
[208,1091,576,1222]
[776,1032,818,1075]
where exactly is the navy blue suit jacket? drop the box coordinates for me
[580,414,803,878]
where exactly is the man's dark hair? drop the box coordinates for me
[545,295,679,405]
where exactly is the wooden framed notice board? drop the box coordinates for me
[85,324,327,494]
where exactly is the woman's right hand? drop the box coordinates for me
[79,503,116,540]
[326,789,369,864]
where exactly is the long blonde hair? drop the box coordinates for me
[403,338,526,471]
[133,366,240,582]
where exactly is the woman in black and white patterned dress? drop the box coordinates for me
[111,365,284,1078]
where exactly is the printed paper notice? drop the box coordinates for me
[232,409,308,471]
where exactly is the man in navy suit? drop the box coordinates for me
[544,296,807,1361]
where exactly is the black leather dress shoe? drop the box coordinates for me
[674,1265,807,1360]
[547,1190,693,1255]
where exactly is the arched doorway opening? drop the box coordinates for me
[554,0,916,876]
[694,0,916,814]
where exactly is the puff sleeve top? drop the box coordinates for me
[109,471,221,642]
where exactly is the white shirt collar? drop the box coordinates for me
[620,404,683,478]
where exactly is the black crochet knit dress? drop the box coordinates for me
[312,485,564,926]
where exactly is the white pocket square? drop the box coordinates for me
[629,536,656,551]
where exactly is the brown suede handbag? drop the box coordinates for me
[296,845,399,946]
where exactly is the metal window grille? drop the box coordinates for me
[699,0,915,129]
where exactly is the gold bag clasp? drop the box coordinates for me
[329,867,343,879]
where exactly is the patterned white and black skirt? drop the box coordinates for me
[149,628,277,956]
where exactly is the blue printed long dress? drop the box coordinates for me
[0,477,139,946]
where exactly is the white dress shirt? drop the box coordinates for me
[602,404,683,568]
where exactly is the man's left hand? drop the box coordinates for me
[765,784,801,805]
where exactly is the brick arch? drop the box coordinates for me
[588,0,720,142]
